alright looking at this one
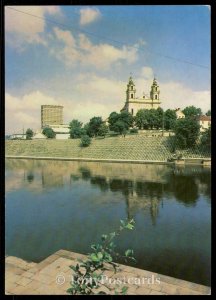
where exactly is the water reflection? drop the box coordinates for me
[26,172,34,183]
[5,159,211,286]
[6,159,211,224]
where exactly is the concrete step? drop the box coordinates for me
[5,250,211,295]
[6,256,36,272]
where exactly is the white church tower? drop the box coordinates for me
[126,76,136,101]
[150,77,160,101]
[121,76,161,116]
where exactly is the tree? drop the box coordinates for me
[147,109,159,129]
[174,117,200,148]
[83,123,94,137]
[42,127,56,139]
[112,120,127,135]
[135,108,163,130]
[108,112,120,131]
[164,109,177,130]
[108,111,133,134]
[182,106,202,118]
[81,135,91,147]
[200,126,211,150]
[155,107,164,129]
[88,117,103,137]
[26,128,33,140]
[69,119,83,139]
[98,123,109,138]
[135,109,149,129]
[119,111,133,129]
[206,110,211,116]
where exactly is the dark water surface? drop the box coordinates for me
[5,159,211,286]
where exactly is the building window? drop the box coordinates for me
[131,86,133,90]
[131,109,134,115]
[155,95,157,99]
[131,94,133,98]
[155,87,157,91]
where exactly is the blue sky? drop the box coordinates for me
[5,5,210,134]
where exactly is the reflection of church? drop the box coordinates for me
[6,159,210,219]
[121,76,161,116]
[125,190,161,225]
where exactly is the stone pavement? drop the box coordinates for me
[5,249,211,295]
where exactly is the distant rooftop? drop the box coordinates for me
[198,115,211,121]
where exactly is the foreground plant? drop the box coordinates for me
[67,219,136,295]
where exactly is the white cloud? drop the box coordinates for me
[5,71,210,135]
[141,67,154,80]
[5,6,61,49]
[5,91,58,134]
[5,74,125,134]
[51,27,139,69]
[79,7,101,26]
[160,81,211,113]
[53,27,76,47]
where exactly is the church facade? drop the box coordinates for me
[121,76,161,116]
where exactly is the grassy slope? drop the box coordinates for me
[5,135,209,161]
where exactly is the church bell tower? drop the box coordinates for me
[150,78,160,101]
[126,76,136,101]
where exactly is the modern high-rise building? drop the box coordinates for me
[41,105,63,128]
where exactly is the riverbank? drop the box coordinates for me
[5,137,210,163]
[5,249,211,295]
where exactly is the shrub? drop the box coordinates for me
[81,135,91,147]
[26,128,33,140]
[130,128,138,134]
[42,127,56,139]
[67,219,136,295]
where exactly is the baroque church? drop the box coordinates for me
[121,76,161,116]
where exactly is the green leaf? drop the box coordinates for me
[109,242,114,248]
[91,244,97,250]
[125,223,134,230]
[97,252,103,260]
[120,220,126,226]
[101,234,107,241]
[121,286,128,295]
[66,288,74,294]
[125,249,133,257]
[109,232,116,238]
[90,253,99,262]
[105,253,112,262]
[70,265,77,272]
[130,257,137,262]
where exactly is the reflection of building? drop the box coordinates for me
[125,191,161,225]
[121,76,161,116]
[41,170,64,188]
[41,105,63,128]
[198,115,211,132]
[175,108,185,119]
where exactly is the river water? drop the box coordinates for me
[5,159,211,286]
